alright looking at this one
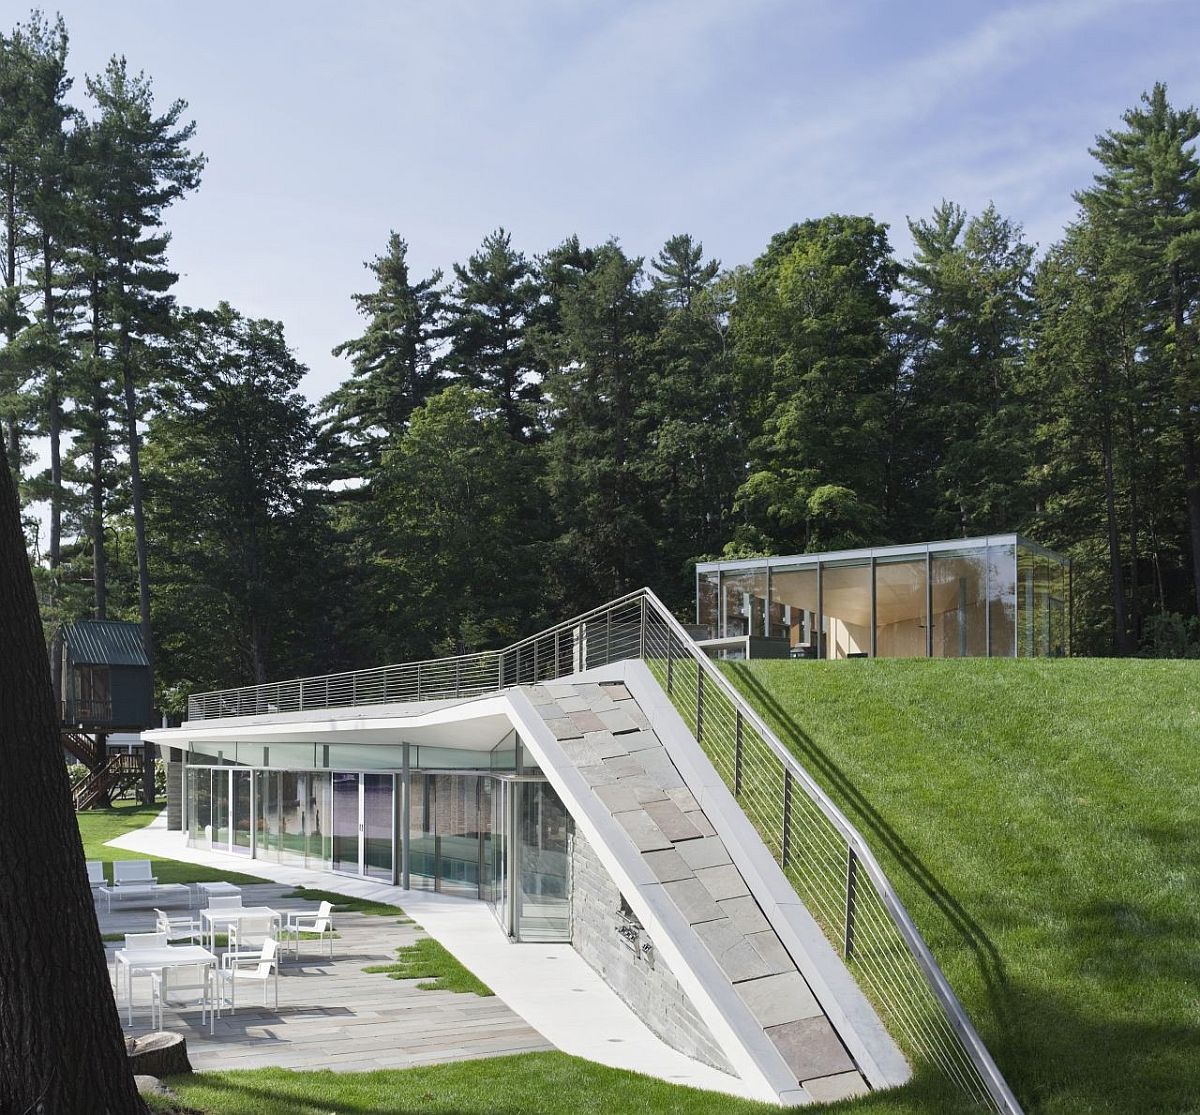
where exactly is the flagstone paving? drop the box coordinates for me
[101,883,552,1071]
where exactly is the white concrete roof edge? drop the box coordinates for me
[503,685,806,1107]
[144,693,514,746]
[613,659,912,1092]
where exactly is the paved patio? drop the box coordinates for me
[105,816,758,1098]
[101,882,553,1072]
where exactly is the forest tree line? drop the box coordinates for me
[3,12,1200,713]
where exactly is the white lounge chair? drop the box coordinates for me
[282,901,335,959]
[86,861,105,895]
[113,860,158,888]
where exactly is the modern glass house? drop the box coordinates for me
[148,588,1022,1109]
[695,534,1070,659]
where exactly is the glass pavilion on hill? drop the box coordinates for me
[695,534,1070,660]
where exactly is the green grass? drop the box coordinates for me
[102,931,230,946]
[146,1055,786,1115]
[720,658,1200,1115]
[76,801,269,885]
[364,936,493,996]
[283,886,407,918]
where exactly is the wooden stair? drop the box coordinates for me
[61,727,103,767]
[73,753,142,811]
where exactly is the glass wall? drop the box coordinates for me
[232,770,252,853]
[930,549,988,658]
[183,751,573,944]
[697,570,720,638]
[363,774,394,880]
[768,565,818,655]
[721,568,767,637]
[987,543,1017,656]
[332,772,360,873]
[821,560,873,658]
[213,768,229,847]
[278,771,307,865]
[516,781,571,942]
[875,555,928,657]
[698,536,1070,659]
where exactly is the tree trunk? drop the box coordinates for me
[44,229,65,708]
[1101,411,1131,654]
[1181,421,1200,621]
[90,288,107,620]
[119,335,154,665]
[3,166,19,486]
[0,433,147,1115]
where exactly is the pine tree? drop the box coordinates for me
[444,228,542,441]
[1076,83,1200,617]
[371,385,548,656]
[146,304,332,689]
[76,54,203,664]
[323,233,446,475]
[643,234,741,605]
[901,202,1035,537]
[540,240,661,606]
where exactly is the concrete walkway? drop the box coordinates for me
[107,813,754,1098]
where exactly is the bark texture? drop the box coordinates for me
[0,447,146,1113]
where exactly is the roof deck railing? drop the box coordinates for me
[187,588,1021,1113]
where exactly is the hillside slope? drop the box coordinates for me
[722,659,1200,1115]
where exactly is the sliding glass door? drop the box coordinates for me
[363,773,393,880]
[332,772,361,873]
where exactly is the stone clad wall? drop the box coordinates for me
[569,825,732,1072]
[166,759,183,830]
[527,678,870,1105]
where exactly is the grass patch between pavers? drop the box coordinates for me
[283,885,406,918]
[101,931,230,947]
[77,802,269,886]
[364,936,493,996]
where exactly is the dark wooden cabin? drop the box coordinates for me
[61,620,153,731]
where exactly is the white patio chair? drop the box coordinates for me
[217,937,280,1012]
[151,963,212,1030]
[226,915,276,963]
[156,908,202,945]
[86,860,105,895]
[120,931,168,1015]
[282,901,335,959]
[206,894,242,910]
[124,930,168,950]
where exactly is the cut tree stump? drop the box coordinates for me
[126,1032,192,1077]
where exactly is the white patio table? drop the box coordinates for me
[192,880,242,907]
[113,944,218,1032]
[200,905,281,951]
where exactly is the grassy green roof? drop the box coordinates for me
[722,657,1200,1115]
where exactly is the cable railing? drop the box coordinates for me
[187,588,1021,1113]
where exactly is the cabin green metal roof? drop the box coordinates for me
[63,620,150,667]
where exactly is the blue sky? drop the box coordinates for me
[32,0,1200,402]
